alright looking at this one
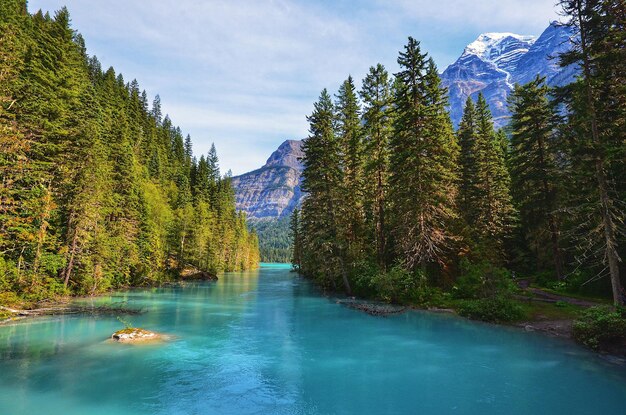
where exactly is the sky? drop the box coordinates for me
[28,0,560,175]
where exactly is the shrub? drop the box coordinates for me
[369,265,422,304]
[453,259,516,299]
[0,291,23,308]
[351,260,381,297]
[0,257,18,292]
[573,306,626,350]
[457,297,524,323]
[23,277,69,303]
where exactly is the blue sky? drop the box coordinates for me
[29,0,559,175]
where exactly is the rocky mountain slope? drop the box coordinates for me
[441,21,576,127]
[231,139,304,221]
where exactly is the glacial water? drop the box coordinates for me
[1,263,625,415]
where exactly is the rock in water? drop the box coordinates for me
[111,328,161,343]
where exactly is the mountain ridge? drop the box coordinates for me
[231,139,304,221]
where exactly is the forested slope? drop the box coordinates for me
[0,1,259,301]
[293,0,624,309]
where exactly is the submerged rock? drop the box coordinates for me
[111,328,162,343]
[337,298,407,317]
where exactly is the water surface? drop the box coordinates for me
[1,263,625,414]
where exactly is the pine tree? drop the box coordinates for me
[335,76,364,264]
[508,77,564,278]
[389,40,460,273]
[472,93,516,260]
[457,97,478,225]
[300,89,351,293]
[558,0,624,305]
[360,63,394,268]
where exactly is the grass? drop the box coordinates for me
[515,299,584,321]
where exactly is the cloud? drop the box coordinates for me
[28,0,561,175]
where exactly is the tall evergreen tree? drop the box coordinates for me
[558,0,624,305]
[290,208,302,271]
[300,89,351,294]
[360,63,394,268]
[389,40,459,273]
[472,93,516,260]
[508,77,564,278]
[335,76,364,263]
[457,97,479,226]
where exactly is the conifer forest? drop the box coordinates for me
[293,0,625,315]
[0,1,260,302]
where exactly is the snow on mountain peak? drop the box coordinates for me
[463,32,537,62]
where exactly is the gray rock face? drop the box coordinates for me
[442,22,576,128]
[231,139,304,221]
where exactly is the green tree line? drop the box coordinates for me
[292,0,624,307]
[0,2,259,301]
[251,218,292,263]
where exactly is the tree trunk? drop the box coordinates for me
[64,233,78,289]
[536,130,564,280]
[576,1,623,305]
[376,169,386,269]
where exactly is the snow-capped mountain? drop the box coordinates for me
[442,22,576,127]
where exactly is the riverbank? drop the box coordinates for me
[334,287,626,360]
[3,273,623,361]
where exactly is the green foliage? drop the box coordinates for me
[0,291,23,307]
[458,94,516,261]
[116,316,133,329]
[508,77,564,278]
[289,209,302,269]
[360,64,393,267]
[573,306,626,350]
[0,4,259,301]
[390,47,460,272]
[453,259,516,300]
[250,217,292,263]
[457,297,524,323]
[292,3,623,311]
[555,0,624,305]
[355,263,443,306]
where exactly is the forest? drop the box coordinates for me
[292,0,625,328]
[0,1,259,304]
[251,218,292,263]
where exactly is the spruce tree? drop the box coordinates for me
[360,63,394,268]
[472,93,516,260]
[335,76,364,264]
[508,77,564,278]
[558,0,624,305]
[457,97,478,226]
[290,208,302,271]
[300,89,351,293]
[389,39,460,273]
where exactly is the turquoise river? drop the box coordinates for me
[1,263,625,414]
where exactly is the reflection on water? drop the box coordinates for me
[1,263,625,415]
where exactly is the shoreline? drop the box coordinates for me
[2,279,624,364]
